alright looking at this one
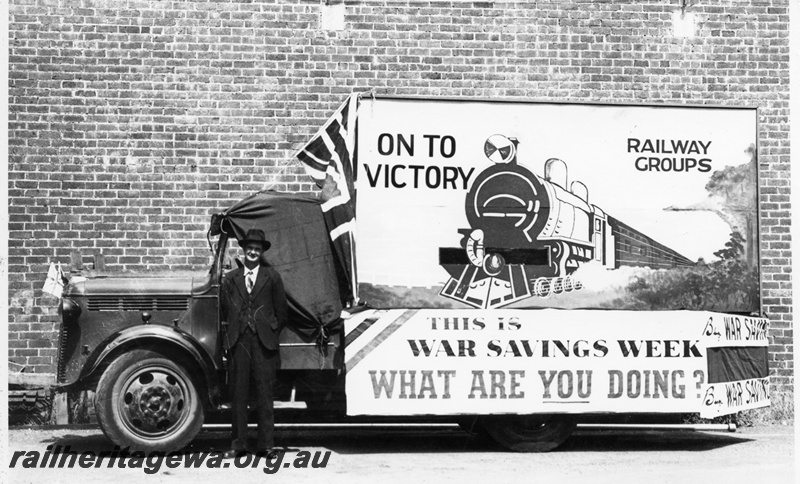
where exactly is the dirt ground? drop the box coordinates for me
[4,423,796,484]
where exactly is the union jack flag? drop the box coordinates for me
[295,94,360,302]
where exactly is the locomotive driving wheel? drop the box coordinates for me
[482,415,576,452]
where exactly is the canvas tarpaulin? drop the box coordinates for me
[215,191,344,342]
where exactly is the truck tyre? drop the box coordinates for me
[95,349,204,452]
[482,415,576,452]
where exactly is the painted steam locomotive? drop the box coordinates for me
[439,134,694,309]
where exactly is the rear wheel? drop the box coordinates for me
[482,415,576,452]
[95,349,204,452]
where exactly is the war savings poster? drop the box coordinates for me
[344,97,767,417]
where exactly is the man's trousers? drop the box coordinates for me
[229,327,279,451]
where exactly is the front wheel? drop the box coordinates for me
[95,349,204,452]
[482,415,576,452]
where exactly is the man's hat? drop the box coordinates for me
[238,228,271,251]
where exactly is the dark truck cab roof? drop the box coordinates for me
[210,190,346,342]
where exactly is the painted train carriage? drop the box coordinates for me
[610,216,695,270]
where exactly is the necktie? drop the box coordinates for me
[246,271,254,293]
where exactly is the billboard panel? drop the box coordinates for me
[343,309,770,417]
[355,98,759,312]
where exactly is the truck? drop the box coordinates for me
[55,94,770,452]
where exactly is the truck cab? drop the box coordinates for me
[56,191,347,451]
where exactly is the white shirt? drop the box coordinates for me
[244,265,260,293]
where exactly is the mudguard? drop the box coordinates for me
[58,324,222,407]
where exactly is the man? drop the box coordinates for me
[220,228,288,457]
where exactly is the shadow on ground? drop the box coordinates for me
[37,426,753,455]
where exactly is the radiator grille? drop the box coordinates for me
[88,296,189,312]
[56,322,69,383]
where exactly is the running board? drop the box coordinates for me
[216,384,309,410]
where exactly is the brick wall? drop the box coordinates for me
[7,1,791,397]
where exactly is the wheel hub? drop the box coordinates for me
[140,387,171,419]
[119,369,188,435]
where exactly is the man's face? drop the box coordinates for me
[243,242,264,264]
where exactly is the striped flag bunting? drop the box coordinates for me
[343,309,419,371]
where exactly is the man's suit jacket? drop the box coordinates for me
[220,264,288,351]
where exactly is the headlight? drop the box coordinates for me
[60,298,81,323]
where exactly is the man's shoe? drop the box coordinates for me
[255,448,282,460]
[223,449,248,459]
